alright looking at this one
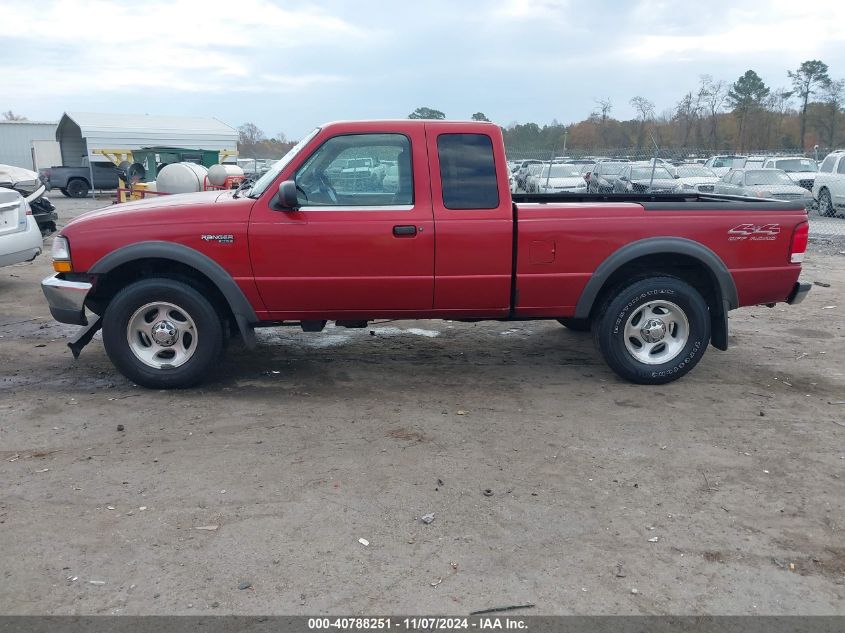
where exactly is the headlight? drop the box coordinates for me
[754,190,773,198]
[52,235,73,272]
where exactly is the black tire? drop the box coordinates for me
[557,317,591,332]
[59,188,70,197]
[592,276,711,384]
[66,178,89,198]
[102,279,225,389]
[818,188,835,217]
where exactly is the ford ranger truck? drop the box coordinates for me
[41,120,811,389]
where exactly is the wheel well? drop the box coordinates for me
[67,177,90,186]
[88,258,236,333]
[590,253,722,318]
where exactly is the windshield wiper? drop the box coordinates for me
[233,175,257,199]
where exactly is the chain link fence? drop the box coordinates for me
[505,146,845,241]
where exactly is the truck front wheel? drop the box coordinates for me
[66,178,89,198]
[593,277,711,384]
[102,279,225,389]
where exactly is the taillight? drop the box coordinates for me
[789,221,808,264]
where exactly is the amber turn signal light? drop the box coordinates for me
[53,261,73,273]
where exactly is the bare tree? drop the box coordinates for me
[699,75,727,150]
[2,110,27,121]
[238,122,266,146]
[593,98,612,124]
[630,96,655,148]
[674,91,702,147]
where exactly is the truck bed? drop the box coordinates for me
[512,192,807,210]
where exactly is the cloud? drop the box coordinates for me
[4,0,845,138]
[1,0,363,95]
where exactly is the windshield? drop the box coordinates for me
[744,170,795,186]
[527,164,544,175]
[712,156,746,168]
[774,158,817,172]
[631,166,674,180]
[248,127,321,197]
[676,165,716,178]
[541,164,582,178]
[598,162,626,175]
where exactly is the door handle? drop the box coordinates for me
[393,225,417,236]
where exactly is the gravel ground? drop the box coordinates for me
[0,194,843,615]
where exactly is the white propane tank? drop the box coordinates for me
[207,163,244,186]
[156,162,209,194]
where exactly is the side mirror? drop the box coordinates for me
[277,180,299,210]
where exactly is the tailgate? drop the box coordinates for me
[0,189,26,237]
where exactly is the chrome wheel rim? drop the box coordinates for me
[623,300,689,365]
[126,302,198,369]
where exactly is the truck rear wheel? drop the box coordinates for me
[593,276,711,384]
[59,188,70,197]
[102,278,225,389]
[66,178,89,198]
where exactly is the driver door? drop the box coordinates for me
[249,128,435,317]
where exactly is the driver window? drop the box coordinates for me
[294,133,413,207]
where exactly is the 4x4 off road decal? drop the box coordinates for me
[728,223,781,241]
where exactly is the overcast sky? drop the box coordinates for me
[5,0,845,140]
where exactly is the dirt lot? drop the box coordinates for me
[0,195,843,615]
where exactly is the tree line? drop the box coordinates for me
[408,60,844,155]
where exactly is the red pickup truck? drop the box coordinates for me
[42,120,810,388]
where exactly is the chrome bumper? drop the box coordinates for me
[41,274,92,325]
[787,282,811,305]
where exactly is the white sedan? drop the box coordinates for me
[0,187,43,268]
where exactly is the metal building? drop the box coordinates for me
[0,120,60,169]
[56,112,239,167]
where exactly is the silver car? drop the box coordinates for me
[0,187,43,268]
[672,165,721,193]
[713,168,813,204]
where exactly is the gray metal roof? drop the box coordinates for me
[57,111,238,156]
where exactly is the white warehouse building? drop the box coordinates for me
[56,112,239,167]
[0,120,60,170]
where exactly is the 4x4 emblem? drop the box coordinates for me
[728,224,780,241]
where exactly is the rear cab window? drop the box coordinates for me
[436,134,499,209]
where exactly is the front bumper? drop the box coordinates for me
[786,282,811,305]
[41,274,92,325]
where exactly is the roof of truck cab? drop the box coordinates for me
[319,119,498,129]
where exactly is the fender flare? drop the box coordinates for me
[89,241,258,347]
[573,237,738,321]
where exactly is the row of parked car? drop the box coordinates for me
[508,150,845,217]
